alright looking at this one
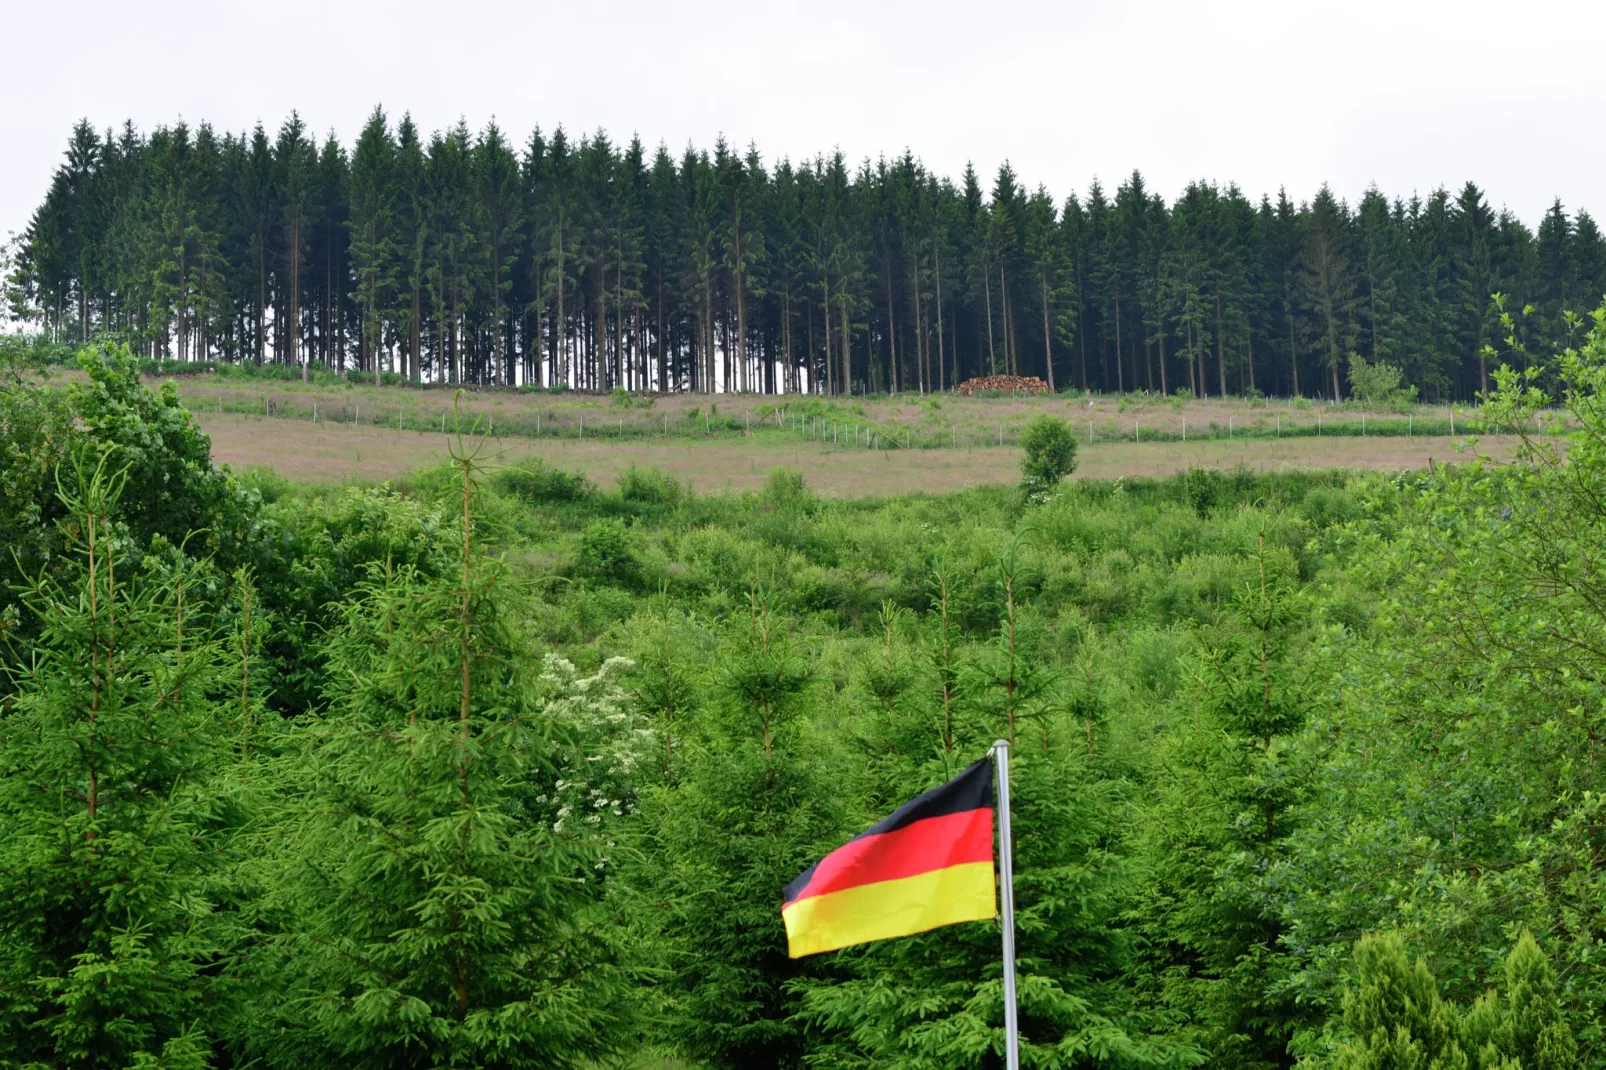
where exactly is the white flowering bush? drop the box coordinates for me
[538,654,652,849]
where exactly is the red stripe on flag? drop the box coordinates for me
[786,807,993,905]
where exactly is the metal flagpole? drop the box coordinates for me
[993,739,1020,1070]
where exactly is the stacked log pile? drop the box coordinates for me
[953,375,1053,395]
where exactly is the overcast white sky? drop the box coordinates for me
[5,0,1604,240]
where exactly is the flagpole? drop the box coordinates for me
[992,739,1020,1070]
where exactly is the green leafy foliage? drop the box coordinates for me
[1020,414,1078,496]
[0,344,267,684]
[577,517,646,589]
[493,460,596,505]
[618,465,683,508]
[1346,352,1418,411]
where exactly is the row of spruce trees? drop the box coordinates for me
[12,112,1606,401]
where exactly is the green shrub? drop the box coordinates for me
[577,517,643,588]
[493,461,595,504]
[1020,414,1078,495]
[609,386,655,410]
[1330,930,1577,1070]
[763,468,810,510]
[1347,350,1418,410]
[1302,486,1359,529]
[619,465,682,507]
[236,465,295,504]
[1184,467,1224,518]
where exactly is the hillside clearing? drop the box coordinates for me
[196,411,1520,492]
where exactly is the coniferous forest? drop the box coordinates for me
[11,110,1606,400]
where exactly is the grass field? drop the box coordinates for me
[197,410,1521,494]
[19,366,1521,492]
[155,373,1500,446]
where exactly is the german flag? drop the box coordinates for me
[782,759,995,958]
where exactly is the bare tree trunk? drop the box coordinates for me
[783,286,792,395]
[886,271,898,394]
[1000,263,1015,376]
[822,292,834,395]
[492,237,504,387]
[1287,313,1299,397]
[840,282,851,395]
[1157,321,1169,396]
[1186,321,1198,397]
[411,286,421,383]
[256,247,266,366]
[324,231,333,372]
[984,262,997,374]
[615,258,624,391]
[555,222,567,386]
[735,241,746,394]
[935,249,946,391]
[918,260,931,393]
[1215,293,1227,398]
[657,279,666,393]
[1113,292,1124,393]
[1040,270,1055,391]
[703,266,714,393]
[287,215,304,382]
[178,235,188,363]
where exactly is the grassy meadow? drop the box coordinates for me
[24,361,1538,490]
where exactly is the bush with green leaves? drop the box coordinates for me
[492,459,596,504]
[763,467,812,511]
[577,517,646,588]
[1020,414,1079,496]
[619,464,683,508]
[0,342,268,687]
[1346,351,1418,411]
[1183,466,1225,517]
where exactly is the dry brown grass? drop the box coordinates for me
[197,411,1520,496]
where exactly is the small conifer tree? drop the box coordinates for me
[1331,929,1576,1070]
[633,583,840,1068]
[1143,532,1313,1065]
[0,451,234,1068]
[1332,932,1467,1070]
[1498,930,1577,1070]
[247,424,636,1068]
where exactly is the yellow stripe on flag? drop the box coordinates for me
[781,860,995,958]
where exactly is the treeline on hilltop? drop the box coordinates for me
[10,109,1606,400]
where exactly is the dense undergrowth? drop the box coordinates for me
[1,339,1603,1068]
